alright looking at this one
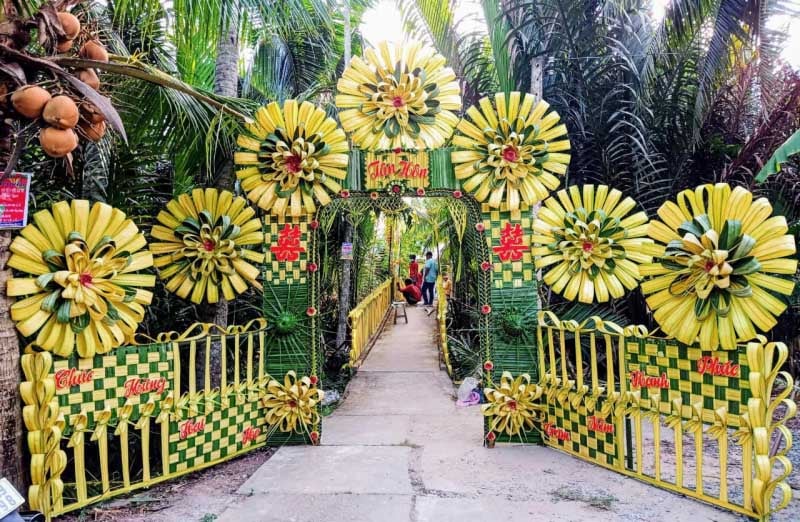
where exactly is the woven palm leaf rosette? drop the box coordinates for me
[234,100,349,216]
[335,41,462,150]
[532,185,654,303]
[640,183,797,350]
[482,371,544,438]
[7,200,155,358]
[149,188,265,304]
[451,92,570,210]
[262,370,324,435]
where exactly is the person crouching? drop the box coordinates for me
[397,278,421,305]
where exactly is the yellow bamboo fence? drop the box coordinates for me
[19,319,326,520]
[348,279,393,367]
[436,277,453,378]
[533,311,796,520]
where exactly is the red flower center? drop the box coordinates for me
[203,240,215,252]
[288,400,297,408]
[285,154,302,173]
[582,241,594,253]
[502,146,519,163]
[79,272,93,286]
[507,400,517,411]
[704,260,716,272]
[392,96,405,108]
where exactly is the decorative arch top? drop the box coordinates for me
[335,41,462,150]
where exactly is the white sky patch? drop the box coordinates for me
[361,0,800,68]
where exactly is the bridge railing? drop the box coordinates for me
[436,277,453,378]
[530,311,795,520]
[348,278,393,367]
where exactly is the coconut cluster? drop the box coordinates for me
[4,8,110,158]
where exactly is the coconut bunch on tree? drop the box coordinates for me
[1,0,120,165]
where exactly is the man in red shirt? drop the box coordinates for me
[409,255,422,287]
[397,278,421,305]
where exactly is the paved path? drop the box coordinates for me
[218,305,737,522]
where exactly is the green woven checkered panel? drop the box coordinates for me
[624,339,750,425]
[53,343,173,434]
[264,215,310,286]
[482,204,535,289]
[168,398,266,474]
[544,401,619,467]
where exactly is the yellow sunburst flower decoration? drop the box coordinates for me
[532,185,653,303]
[262,371,324,433]
[640,183,797,350]
[482,371,545,437]
[234,100,349,216]
[451,92,570,210]
[7,200,155,358]
[149,188,265,304]
[335,41,462,150]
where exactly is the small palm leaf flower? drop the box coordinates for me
[234,100,349,217]
[262,371,325,434]
[532,185,654,303]
[149,188,265,304]
[451,92,570,210]
[481,372,545,437]
[7,200,155,358]
[335,40,462,150]
[640,183,797,350]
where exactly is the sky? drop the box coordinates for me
[359,0,800,69]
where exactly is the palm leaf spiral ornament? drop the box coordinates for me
[481,371,545,437]
[150,188,265,304]
[7,200,155,357]
[451,92,571,210]
[532,185,653,303]
[640,183,797,350]
[234,100,349,216]
[335,41,462,150]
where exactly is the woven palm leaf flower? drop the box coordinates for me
[482,371,544,437]
[262,371,324,433]
[335,41,462,150]
[234,100,349,216]
[532,185,653,303]
[7,200,155,358]
[640,183,797,350]
[451,91,570,210]
[149,188,265,304]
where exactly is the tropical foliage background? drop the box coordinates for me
[6,0,800,393]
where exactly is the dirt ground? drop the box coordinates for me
[59,448,274,522]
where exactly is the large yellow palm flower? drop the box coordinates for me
[234,100,349,216]
[7,200,155,358]
[149,189,265,304]
[451,92,570,210]
[532,185,653,303]
[335,41,462,150]
[262,371,324,434]
[482,372,545,437]
[640,183,797,350]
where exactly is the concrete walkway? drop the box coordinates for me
[218,305,737,522]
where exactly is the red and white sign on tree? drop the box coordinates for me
[269,224,306,262]
[492,222,527,262]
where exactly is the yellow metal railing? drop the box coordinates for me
[21,320,276,520]
[436,277,453,378]
[348,278,393,366]
[534,312,796,521]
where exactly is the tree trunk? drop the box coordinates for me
[0,231,24,493]
[196,6,239,389]
[335,222,353,355]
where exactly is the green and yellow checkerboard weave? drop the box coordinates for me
[53,343,173,433]
[264,215,309,286]
[624,339,750,425]
[482,203,534,288]
[544,402,619,467]
[168,398,266,474]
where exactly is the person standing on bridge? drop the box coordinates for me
[421,251,438,307]
[409,254,422,287]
